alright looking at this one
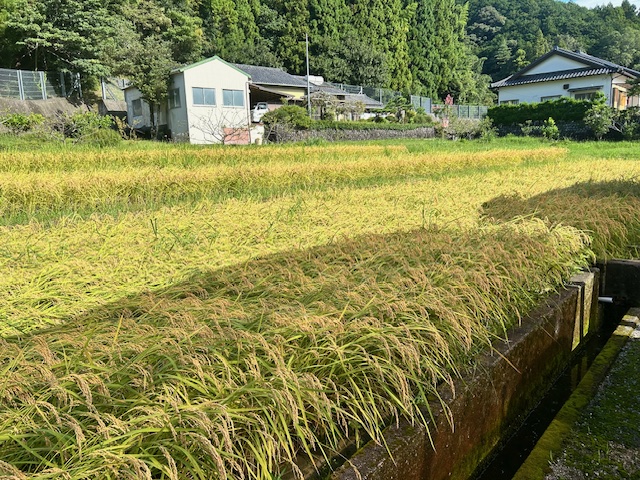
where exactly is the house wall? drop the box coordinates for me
[182,58,251,144]
[259,85,307,100]
[498,74,613,105]
[526,56,587,75]
[124,87,167,131]
[167,73,189,142]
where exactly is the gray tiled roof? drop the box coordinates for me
[491,67,612,88]
[233,64,307,88]
[491,46,640,89]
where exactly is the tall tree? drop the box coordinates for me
[351,0,414,91]
[409,0,470,99]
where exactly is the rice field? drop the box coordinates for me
[2,137,640,479]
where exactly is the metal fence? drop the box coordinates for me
[410,95,432,113]
[0,68,80,100]
[326,81,403,106]
[431,104,488,120]
[324,81,488,118]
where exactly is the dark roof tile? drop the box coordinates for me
[232,64,307,88]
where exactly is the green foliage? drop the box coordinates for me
[76,127,121,147]
[0,112,45,133]
[488,98,592,126]
[466,0,640,82]
[541,117,560,140]
[57,111,114,139]
[584,93,614,140]
[262,105,311,130]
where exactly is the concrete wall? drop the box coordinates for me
[124,87,167,131]
[167,73,189,142]
[0,97,87,117]
[330,271,600,480]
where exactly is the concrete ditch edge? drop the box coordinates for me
[512,307,640,480]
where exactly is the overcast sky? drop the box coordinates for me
[562,0,640,7]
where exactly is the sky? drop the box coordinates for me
[562,0,640,7]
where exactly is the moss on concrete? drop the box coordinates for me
[514,310,640,480]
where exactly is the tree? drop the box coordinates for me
[5,0,119,77]
[351,0,413,91]
[584,92,613,140]
[110,0,201,137]
[409,0,470,99]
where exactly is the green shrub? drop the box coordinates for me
[584,93,614,140]
[0,113,46,133]
[57,111,115,138]
[262,105,311,130]
[488,98,592,126]
[310,120,435,131]
[542,117,560,140]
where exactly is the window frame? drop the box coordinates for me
[168,88,181,109]
[541,95,561,102]
[573,91,598,101]
[132,98,142,117]
[192,87,216,106]
[223,89,245,108]
[500,99,519,105]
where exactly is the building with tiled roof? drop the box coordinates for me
[491,46,640,109]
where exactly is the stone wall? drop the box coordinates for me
[269,126,436,143]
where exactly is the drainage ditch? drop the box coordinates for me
[471,302,624,480]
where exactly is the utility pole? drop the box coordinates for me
[306,33,311,117]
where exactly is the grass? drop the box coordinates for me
[1,136,640,478]
[544,315,640,479]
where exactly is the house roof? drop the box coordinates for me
[233,64,307,88]
[491,46,640,89]
[306,82,384,109]
[171,56,251,78]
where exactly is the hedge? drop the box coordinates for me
[487,98,592,126]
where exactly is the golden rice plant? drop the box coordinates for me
[482,179,640,259]
[0,147,563,223]
[0,221,593,479]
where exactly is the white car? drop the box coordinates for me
[252,102,269,123]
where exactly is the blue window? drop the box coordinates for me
[193,87,215,106]
[223,89,245,107]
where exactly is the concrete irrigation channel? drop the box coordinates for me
[312,260,640,480]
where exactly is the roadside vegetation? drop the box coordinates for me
[2,137,640,478]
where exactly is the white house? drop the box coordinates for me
[125,56,252,144]
[491,47,640,109]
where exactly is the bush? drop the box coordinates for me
[310,120,436,131]
[542,117,560,140]
[76,128,122,147]
[488,98,592,126]
[442,117,494,140]
[262,105,311,130]
[56,111,115,138]
[0,113,46,133]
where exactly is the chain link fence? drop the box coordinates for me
[0,69,80,100]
